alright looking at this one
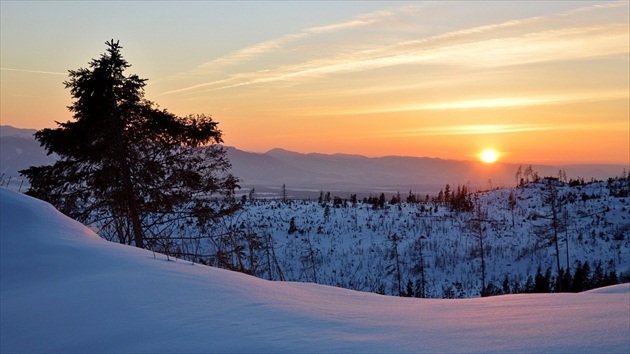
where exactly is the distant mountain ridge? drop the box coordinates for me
[0,126,56,188]
[1,126,625,196]
[0,126,37,139]
[227,146,626,198]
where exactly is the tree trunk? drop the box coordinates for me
[121,159,144,248]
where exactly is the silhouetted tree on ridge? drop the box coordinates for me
[21,40,239,248]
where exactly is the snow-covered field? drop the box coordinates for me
[1,188,629,353]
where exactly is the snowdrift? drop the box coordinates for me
[1,188,628,353]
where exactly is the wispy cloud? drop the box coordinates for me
[209,22,626,91]
[338,90,630,114]
[381,122,628,138]
[1,67,66,76]
[163,6,403,90]
[157,6,434,93]
[306,9,393,34]
[161,1,628,97]
[397,124,558,137]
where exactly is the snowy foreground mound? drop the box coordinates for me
[1,189,628,353]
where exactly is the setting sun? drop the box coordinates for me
[480,149,499,163]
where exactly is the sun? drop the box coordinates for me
[480,149,499,163]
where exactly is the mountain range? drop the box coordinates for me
[1,125,625,197]
[227,147,625,198]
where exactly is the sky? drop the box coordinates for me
[1,1,629,165]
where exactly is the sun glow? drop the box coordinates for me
[480,149,499,163]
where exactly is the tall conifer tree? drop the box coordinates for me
[21,40,239,248]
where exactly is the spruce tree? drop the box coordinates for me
[21,40,239,248]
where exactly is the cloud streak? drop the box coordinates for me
[337,90,630,114]
[381,122,628,138]
[161,1,628,97]
[163,6,404,91]
[1,67,67,76]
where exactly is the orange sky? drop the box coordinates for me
[1,1,629,165]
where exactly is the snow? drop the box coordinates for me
[185,180,629,298]
[1,188,629,353]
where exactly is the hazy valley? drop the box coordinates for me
[2,125,625,198]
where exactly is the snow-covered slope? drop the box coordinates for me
[187,179,629,298]
[1,188,629,353]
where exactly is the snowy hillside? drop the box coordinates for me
[2,188,629,353]
[155,178,630,298]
